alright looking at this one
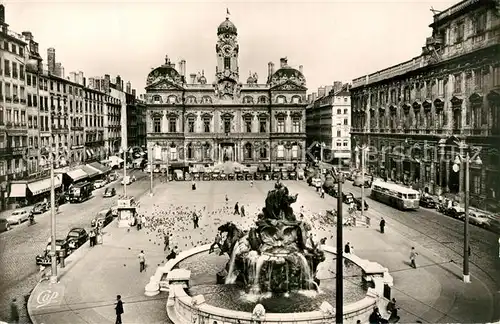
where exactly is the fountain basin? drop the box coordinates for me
[151,244,393,324]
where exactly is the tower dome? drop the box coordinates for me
[217,17,237,36]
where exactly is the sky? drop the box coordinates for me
[3,0,458,95]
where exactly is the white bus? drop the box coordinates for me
[370,180,420,210]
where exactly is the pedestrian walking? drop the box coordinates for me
[138,250,146,272]
[225,194,229,203]
[410,247,418,268]
[344,242,351,254]
[320,187,325,198]
[192,212,199,229]
[137,215,142,231]
[379,217,386,234]
[167,246,179,261]
[10,298,19,324]
[386,298,400,322]
[89,229,96,247]
[250,180,254,187]
[240,205,245,217]
[164,233,170,251]
[115,295,124,324]
[234,202,240,215]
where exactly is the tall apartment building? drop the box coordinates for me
[350,0,500,210]
[306,82,351,166]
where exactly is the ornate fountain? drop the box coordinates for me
[214,182,325,294]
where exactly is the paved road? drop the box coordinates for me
[0,170,151,323]
[316,180,500,289]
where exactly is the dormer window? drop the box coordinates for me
[455,21,465,43]
[168,95,177,104]
[258,96,267,104]
[153,95,161,103]
[276,96,286,104]
[291,96,301,104]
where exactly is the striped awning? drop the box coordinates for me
[27,175,63,196]
[66,168,89,182]
[9,183,26,198]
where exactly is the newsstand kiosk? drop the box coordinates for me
[117,197,137,228]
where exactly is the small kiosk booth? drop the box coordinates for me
[117,197,137,228]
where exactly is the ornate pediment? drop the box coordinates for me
[242,112,254,118]
[185,112,197,119]
[275,111,288,118]
[221,112,234,119]
[151,111,164,118]
[166,111,179,118]
[270,80,307,92]
[450,95,464,107]
[145,79,184,91]
[258,112,269,119]
[290,111,302,118]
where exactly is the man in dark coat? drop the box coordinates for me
[234,202,240,215]
[10,298,19,324]
[380,217,386,234]
[115,295,124,324]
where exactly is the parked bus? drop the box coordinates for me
[69,182,93,203]
[370,180,420,210]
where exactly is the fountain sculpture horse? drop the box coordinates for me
[218,222,245,257]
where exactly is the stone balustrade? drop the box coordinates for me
[146,244,393,324]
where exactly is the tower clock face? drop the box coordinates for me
[221,44,233,56]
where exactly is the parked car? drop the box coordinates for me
[419,196,436,208]
[66,228,89,251]
[91,208,114,228]
[93,179,107,189]
[36,239,69,265]
[111,206,119,217]
[444,205,465,219]
[353,197,369,211]
[31,201,49,215]
[121,176,135,185]
[6,208,31,225]
[220,173,227,180]
[469,211,491,228]
[342,192,355,205]
[103,187,116,198]
[353,174,373,188]
[0,218,11,232]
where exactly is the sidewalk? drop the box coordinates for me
[27,180,496,324]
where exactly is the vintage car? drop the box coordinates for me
[324,185,339,198]
[342,192,355,205]
[288,171,297,180]
[227,173,235,181]
[6,208,31,225]
[36,239,69,265]
[219,172,227,181]
[353,197,369,211]
[469,210,492,228]
[91,208,114,228]
[211,171,220,180]
[193,172,200,180]
[281,172,289,180]
[419,196,436,209]
[31,201,49,215]
[236,173,244,181]
[245,173,254,181]
[254,173,263,181]
[66,228,89,251]
[93,179,107,189]
[272,172,281,180]
[103,187,116,198]
[353,174,373,188]
[203,173,211,181]
[121,176,135,185]
[0,218,11,232]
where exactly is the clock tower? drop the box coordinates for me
[215,17,239,82]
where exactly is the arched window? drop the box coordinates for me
[152,95,162,103]
[186,143,194,159]
[186,96,197,104]
[244,143,253,160]
[291,95,301,104]
[169,144,178,161]
[276,95,286,104]
[202,96,212,104]
[243,96,254,104]
[258,96,267,104]
[259,146,268,159]
[168,95,177,104]
[203,143,211,160]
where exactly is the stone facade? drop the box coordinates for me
[351,0,500,210]
[145,16,307,171]
[306,82,351,165]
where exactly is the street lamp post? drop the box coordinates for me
[122,148,128,197]
[40,149,57,283]
[453,149,482,283]
[356,142,369,220]
[335,170,344,324]
[150,144,155,195]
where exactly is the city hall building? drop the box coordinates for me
[144,16,307,173]
[350,0,500,210]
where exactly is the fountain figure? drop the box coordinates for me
[214,182,325,294]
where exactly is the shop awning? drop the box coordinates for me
[9,183,26,198]
[27,175,63,196]
[66,168,89,182]
[80,165,100,178]
[88,162,111,174]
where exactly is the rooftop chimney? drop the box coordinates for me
[179,60,186,77]
[189,73,197,84]
[22,31,33,42]
[333,81,343,93]
[299,65,303,74]
[126,81,131,94]
[116,75,122,91]
[47,48,56,75]
[0,5,5,24]
[69,72,76,82]
[132,89,136,97]
[55,63,62,77]
[279,57,288,68]
[268,62,275,80]
[78,71,84,85]
[89,78,95,89]
[104,74,111,93]
[317,87,326,97]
